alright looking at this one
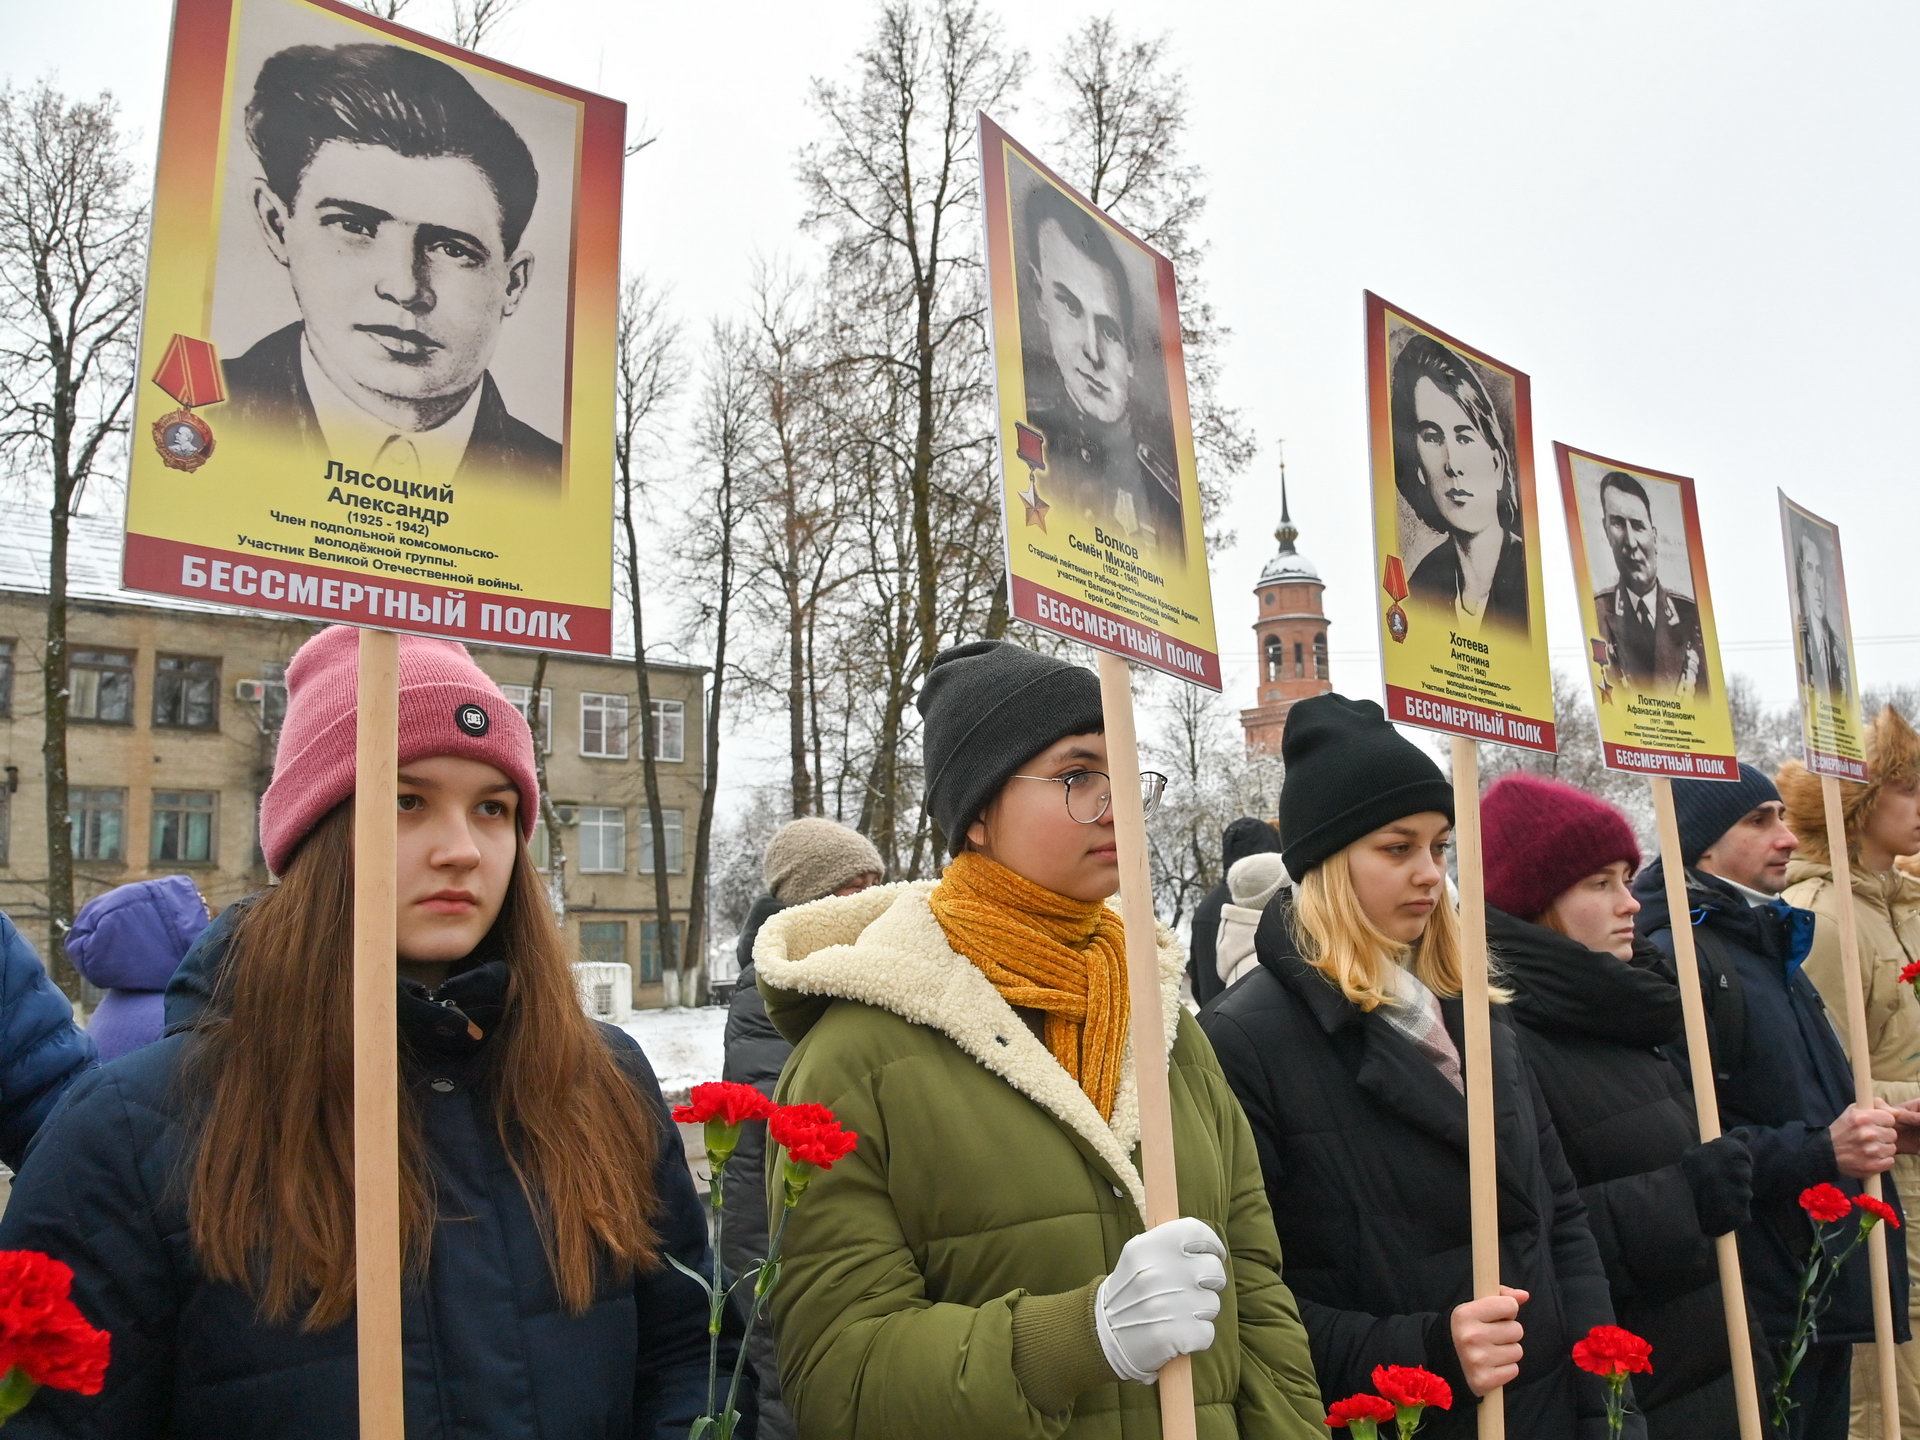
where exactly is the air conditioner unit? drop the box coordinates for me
[554,804,579,826]
[234,679,267,703]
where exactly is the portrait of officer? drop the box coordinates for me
[1791,523,1852,703]
[221,42,560,488]
[1017,178,1185,561]
[1592,469,1710,701]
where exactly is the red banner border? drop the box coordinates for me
[1011,576,1221,689]
[1384,685,1557,755]
[1600,742,1740,780]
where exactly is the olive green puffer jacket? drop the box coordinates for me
[756,882,1325,1440]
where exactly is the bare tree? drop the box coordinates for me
[1049,16,1253,544]
[449,0,518,50]
[611,277,690,1000]
[0,83,144,989]
[524,652,568,922]
[356,0,414,19]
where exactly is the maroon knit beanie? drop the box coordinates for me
[258,626,539,875]
[1480,774,1641,920]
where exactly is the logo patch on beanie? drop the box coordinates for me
[455,703,491,737]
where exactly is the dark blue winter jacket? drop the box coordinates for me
[0,902,746,1438]
[0,909,96,1172]
[1635,860,1909,1346]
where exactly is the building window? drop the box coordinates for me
[1293,641,1304,678]
[1314,632,1329,680]
[579,920,627,969]
[69,649,134,724]
[0,637,13,718]
[0,787,9,866]
[580,693,628,759]
[650,699,685,763]
[69,788,126,862]
[151,790,217,864]
[153,655,220,730]
[528,821,551,871]
[1263,635,1283,684]
[638,808,685,874]
[640,920,682,984]
[500,684,553,753]
[578,806,625,872]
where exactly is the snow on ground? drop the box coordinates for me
[621,1004,729,1104]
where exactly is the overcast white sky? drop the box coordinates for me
[16,0,1920,787]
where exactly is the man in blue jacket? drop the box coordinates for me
[0,910,96,1173]
[1636,764,1915,1439]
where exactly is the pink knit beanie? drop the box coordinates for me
[1480,774,1641,921]
[259,626,540,874]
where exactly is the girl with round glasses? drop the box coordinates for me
[752,639,1324,1439]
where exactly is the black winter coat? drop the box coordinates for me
[0,904,744,1438]
[1634,861,1909,1348]
[1492,906,1762,1438]
[1200,900,1636,1439]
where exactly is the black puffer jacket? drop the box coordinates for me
[1634,861,1908,1347]
[0,903,746,1438]
[1200,899,1636,1438]
[1491,905,1765,1438]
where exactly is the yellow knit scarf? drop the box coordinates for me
[928,852,1132,1121]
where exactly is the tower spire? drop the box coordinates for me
[1275,442,1298,555]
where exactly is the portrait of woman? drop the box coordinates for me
[1390,331,1530,636]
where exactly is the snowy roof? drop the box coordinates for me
[0,501,236,618]
[1259,545,1322,586]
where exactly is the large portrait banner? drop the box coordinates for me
[1779,492,1867,780]
[1555,444,1736,778]
[123,0,624,654]
[1364,293,1555,751]
[978,113,1219,688]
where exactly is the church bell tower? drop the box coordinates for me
[1240,455,1331,755]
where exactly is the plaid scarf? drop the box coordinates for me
[1381,966,1464,1094]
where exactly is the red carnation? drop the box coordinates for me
[0,1252,110,1401]
[672,1081,776,1128]
[1325,1392,1397,1427]
[1856,1194,1901,1230]
[1370,1364,1452,1412]
[1901,960,1920,987]
[1801,1183,1854,1224]
[1572,1324,1654,1377]
[769,1102,858,1170]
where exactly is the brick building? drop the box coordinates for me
[0,504,706,1007]
[1240,465,1332,754]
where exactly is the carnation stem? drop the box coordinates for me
[718,1197,797,1438]
[704,1159,727,1428]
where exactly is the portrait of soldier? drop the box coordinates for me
[222,42,560,489]
[1017,179,1184,560]
[1592,469,1710,701]
[1791,522,1852,703]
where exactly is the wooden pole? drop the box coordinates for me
[1650,778,1767,1440]
[1449,737,1504,1439]
[1096,652,1197,1440]
[1821,773,1903,1439]
[354,627,405,1439]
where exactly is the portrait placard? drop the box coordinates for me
[1363,293,1555,751]
[979,113,1219,688]
[1555,444,1737,778]
[122,0,624,654]
[1778,492,1866,780]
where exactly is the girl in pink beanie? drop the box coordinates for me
[0,626,740,1435]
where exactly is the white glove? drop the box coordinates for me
[1094,1217,1228,1384]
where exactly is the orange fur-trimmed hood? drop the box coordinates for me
[1778,705,1920,863]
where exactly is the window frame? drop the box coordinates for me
[578,920,628,970]
[639,920,682,985]
[152,653,222,731]
[69,787,128,863]
[0,636,14,719]
[577,805,626,873]
[150,789,219,866]
[637,808,686,875]
[499,684,554,754]
[68,647,136,726]
[579,692,629,759]
[649,698,686,764]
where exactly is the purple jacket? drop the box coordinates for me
[66,876,207,1062]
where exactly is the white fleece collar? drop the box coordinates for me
[755,882,1185,1223]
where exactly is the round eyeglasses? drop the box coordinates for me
[1008,769,1170,824]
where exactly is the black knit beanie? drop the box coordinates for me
[1672,763,1780,867]
[1279,693,1455,880]
[919,640,1104,856]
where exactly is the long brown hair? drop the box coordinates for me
[187,804,661,1329]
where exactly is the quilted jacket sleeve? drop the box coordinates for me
[0,913,96,1174]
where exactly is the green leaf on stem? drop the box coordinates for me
[0,1368,38,1424]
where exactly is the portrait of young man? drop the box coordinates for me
[1791,521,1852,704]
[221,41,561,489]
[1591,469,1710,701]
[1015,174,1185,562]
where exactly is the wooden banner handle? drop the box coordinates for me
[1450,737,1505,1439]
[1650,778,1767,1439]
[1096,653,1197,1440]
[355,628,406,1438]
[1820,773,1903,1439]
